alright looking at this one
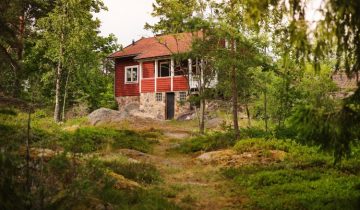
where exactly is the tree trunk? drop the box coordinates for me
[54,32,64,123]
[245,103,251,127]
[61,68,71,121]
[199,98,205,134]
[231,39,240,138]
[26,108,31,210]
[12,13,26,97]
[198,59,206,134]
[264,82,268,132]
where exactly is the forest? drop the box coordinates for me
[0,0,359,209]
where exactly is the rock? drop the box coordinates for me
[124,103,140,113]
[88,108,128,125]
[177,111,196,121]
[118,149,154,161]
[196,149,287,167]
[129,109,157,119]
[108,171,141,190]
[164,132,190,139]
[206,117,223,129]
[196,150,237,165]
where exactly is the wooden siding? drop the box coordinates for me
[115,58,140,97]
[173,76,188,91]
[142,61,155,78]
[156,77,171,92]
[141,79,155,93]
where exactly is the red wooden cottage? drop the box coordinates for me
[109,32,213,120]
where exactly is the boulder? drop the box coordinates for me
[206,117,223,129]
[88,108,128,125]
[196,149,287,167]
[177,111,196,121]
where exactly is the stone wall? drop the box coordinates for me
[138,91,191,120]
[115,96,140,113]
[174,91,191,119]
[139,92,166,119]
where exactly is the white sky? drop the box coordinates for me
[94,0,158,47]
[95,0,323,47]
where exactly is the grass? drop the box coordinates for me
[222,138,360,210]
[104,161,162,184]
[175,131,236,153]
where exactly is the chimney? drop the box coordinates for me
[132,39,135,45]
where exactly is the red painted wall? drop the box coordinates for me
[115,58,190,97]
[142,61,155,78]
[115,58,140,97]
[173,76,188,91]
[141,79,155,92]
[156,77,171,92]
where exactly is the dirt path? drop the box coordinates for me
[146,133,243,210]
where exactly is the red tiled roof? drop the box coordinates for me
[109,32,201,60]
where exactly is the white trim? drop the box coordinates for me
[139,62,143,92]
[155,60,158,92]
[171,58,174,91]
[158,60,171,77]
[124,65,139,84]
[188,59,192,89]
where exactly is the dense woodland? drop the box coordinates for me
[0,0,359,209]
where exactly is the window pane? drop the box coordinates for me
[156,93,162,101]
[159,61,170,77]
[126,68,132,82]
[192,59,198,74]
[175,60,189,76]
[132,67,138,81]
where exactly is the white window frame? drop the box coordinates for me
[158,61,171,77]
[155,93,163,102]
[124,65,139,84]
[179,92,187,101]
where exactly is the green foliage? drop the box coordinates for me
[104,161,162,184]
[61,127,152,153]
[223,138,360,210]
[176,131,236,153]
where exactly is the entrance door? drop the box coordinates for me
[166,92,175,120]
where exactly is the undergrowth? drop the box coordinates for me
[175,131,236,153]
[222,138,360,210]
[104,161,162,184]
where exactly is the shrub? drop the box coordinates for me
[223,139,360,210]
[61,128,152,153]
[104,161,161,184]
[176,131,236,153]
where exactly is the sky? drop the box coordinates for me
[95,0,323,47]
[94,0,157,47]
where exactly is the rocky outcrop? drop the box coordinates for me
[196,149,286,167]
[88,108,128,125]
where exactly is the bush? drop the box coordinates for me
[104,161,161,184]
[176,131,236,153]
[61,128,152,153]
[223,139,360,210]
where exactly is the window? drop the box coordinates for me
[192,59,199,75]
[175,60,189,76]
[156,93,163,101]
[179,92,187,101]
[158,60,170,77]
[125,66,138,83]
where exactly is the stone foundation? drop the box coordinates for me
[174,92,191,119]
[117,92,191,120]
[116,96,140,113]
[139,92,166,119]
